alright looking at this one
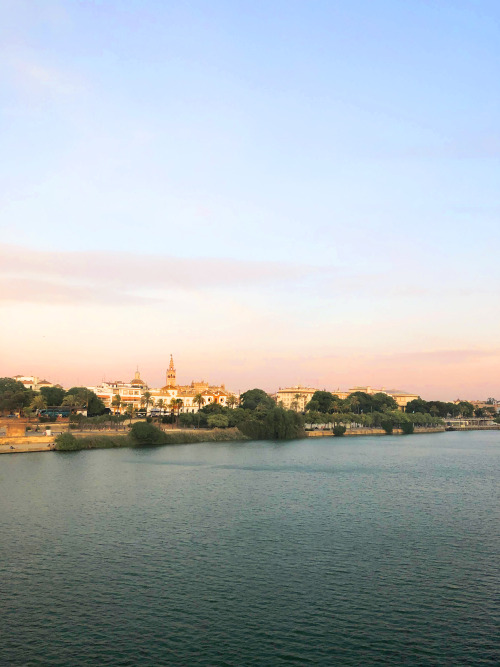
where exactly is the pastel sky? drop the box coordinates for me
[1,0,499,399]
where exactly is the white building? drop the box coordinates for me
[12,375,56,392]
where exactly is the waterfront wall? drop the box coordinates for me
[0,435,55,454]
[306,426,446,438]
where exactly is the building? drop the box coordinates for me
[274,384,420,412]
[90,357,236,415]
[453,399,500,414]
[276,386,318,411]
[151,356,233,413]
[88,370,149,413]
[12,375,56,392]
[347,386,419,411]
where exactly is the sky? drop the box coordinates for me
[1,0,499,399]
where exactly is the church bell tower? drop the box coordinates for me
[166,355,176,388]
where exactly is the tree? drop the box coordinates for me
[227,394,238,409]
[371,392,398,412]
[406,398,429,414]
[62,394,81,408]
[194,393,204,410]
[123,403,132,422]
[207,414,229,429]
[240,389,275,411]
[346,392,375,414]
[157,398,164,415]
[23,405,34,422]
[401,421,414,434]
[347,396,360,414]
[143,391,152,414]
[31,395,47,412]
[66,387,106,416]
[111,394,121,415]
[293,393,303,412]
[305,391,335,413]
[0,378,33,415]
[333,425,346,436]
[381,419,394,434]
[236,406,304,440]
[457,401,474,418]
[40,386,66,406]
[130,422,165,446]
[170,398,184,425]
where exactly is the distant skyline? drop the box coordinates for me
[1,1,499,400]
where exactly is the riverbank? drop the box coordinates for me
[306,426,446,437]
[54,427,249,451]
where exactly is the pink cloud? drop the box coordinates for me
[0,277,160,305]
[0,243,328,296]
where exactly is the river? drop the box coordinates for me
[1,431,498,665]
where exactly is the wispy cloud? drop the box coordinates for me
[1,244,496,307]
[0,277,160,306]
[383,348,500,364]
[0,244,332,304]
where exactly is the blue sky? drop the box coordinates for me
[1,0,499,397]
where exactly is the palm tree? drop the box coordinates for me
[193,393,204,427]
[143,391,152,415]
[169,398,183,426]
[124,403,133,425]
[227,394,238,409]
[23,405,34,423]
[111,394,122,415]
[348,397,359,415]
[194,393,204,411]
[31,395,47,413]
[62,394,81,408]
[157,398,164,416]
[294,393,303,412]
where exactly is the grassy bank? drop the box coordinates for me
[54,427,248,451]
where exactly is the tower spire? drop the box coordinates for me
[166,355,176,387]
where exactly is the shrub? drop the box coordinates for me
[333,425,346,436]
[55,433,130,450]
[179,413,195,428]
[381,420,394,434]
[401,421,414,435]
[207,414,229,429]
[130,421,166,446]
[54,432,80,451]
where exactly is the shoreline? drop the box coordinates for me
[2,424,498,454]
[306,426,446,437]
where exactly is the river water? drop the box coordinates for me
[1,432,499,666]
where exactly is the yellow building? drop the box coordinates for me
[348,386,419,411]
[150,356,234,413]
[274,384,420,412]
[276,386,318,411]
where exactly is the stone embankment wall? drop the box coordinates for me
[0,435,55,454]
[306,426,446,438]
[446,425,499,431]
